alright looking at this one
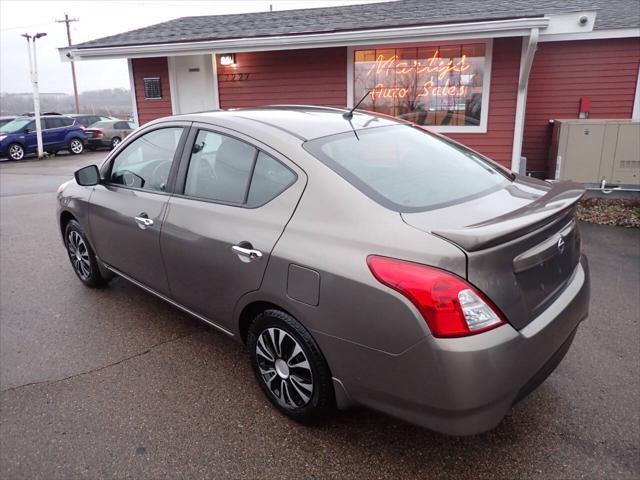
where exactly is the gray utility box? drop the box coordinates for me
[548,119,640,186]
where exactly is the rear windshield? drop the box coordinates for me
[303,125,511,212]
[90,121,112,129]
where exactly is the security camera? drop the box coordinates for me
[578,15,589,26]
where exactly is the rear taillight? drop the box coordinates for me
[367,256,507,338]
[92,130,103,138]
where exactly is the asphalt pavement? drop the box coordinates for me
[0,152,638,479]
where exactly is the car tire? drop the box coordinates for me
[247,309,334,422]
[64,220,109,288]
[7,143,25,161]
[111,137,121,149]
[68,138,84,155]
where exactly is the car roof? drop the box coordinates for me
[173,106,407,141]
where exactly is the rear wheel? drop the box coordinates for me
[111,137,121,149]
[68,138,84,155]
[7,143,24,161]
[247,309,334,422]
[64,220,108,288]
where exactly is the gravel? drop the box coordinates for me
[576,198,640,228]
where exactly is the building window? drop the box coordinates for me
[143,77,162,99]
[352,42,491,133]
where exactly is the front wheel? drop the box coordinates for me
[7,143,25,161]
[247,310,334,422]
[64,220,109,288]
[68,138,84,155]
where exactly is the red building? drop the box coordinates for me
[61,0,640,176]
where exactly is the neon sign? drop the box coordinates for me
[366,50,471,80]
[362,49,473,100]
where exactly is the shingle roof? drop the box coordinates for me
[73,0,639,49]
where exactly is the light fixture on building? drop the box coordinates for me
[220,53,235,66]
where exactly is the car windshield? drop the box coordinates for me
[1,118,32,133]
[303,125,511,212]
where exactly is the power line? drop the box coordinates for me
[0,21,55,32]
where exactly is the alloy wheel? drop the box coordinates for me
[8,144,24,160]
[70,139,83,154]
[111,137,121,148]
[255,327,314,409]
[67,230,91,279]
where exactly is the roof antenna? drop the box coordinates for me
[342,89,371,120]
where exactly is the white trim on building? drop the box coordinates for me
[126,58,139,125]
[633,65,640,121]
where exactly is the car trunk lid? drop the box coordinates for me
[401,177,584,330]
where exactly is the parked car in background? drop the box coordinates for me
[57,107,590,435]
[0,115,86,160]
[0,116,17,128]
[85,120,136,150]
[68,114,116,128]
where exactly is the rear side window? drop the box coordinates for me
[109,127,184,192]
[303,125,510,212]
[45,118,63,129]
[114,121,130,129]
[247,152,296,207]
[184,129,296,206]
[46,117,72,128]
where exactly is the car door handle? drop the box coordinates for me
[134,214,154,229]
[231,244,263,262]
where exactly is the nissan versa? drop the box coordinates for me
[56,107,590,435]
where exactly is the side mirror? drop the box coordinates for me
[74,165,100,186]
[24,129,30,134]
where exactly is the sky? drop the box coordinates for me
[0,0,384,95]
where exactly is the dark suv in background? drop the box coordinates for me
[0,115,86,160]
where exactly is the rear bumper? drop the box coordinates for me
[320,256,590,436]
[87,138,110,147]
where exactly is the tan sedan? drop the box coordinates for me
[85,120,136,150]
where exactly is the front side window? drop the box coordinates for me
[109,127,183,192]
[353,42,488,132]
[184,130,296,207]
[304,125,509,212]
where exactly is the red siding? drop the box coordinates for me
[448,37,521,167]
[131,57,172,125]
[523,38,640,175]
[217,47,347,108]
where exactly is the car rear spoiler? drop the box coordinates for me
[432,182,585,252]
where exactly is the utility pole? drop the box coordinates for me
[56,13,80,113]
[21,32,46,159]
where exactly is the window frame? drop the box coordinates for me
[173,124,298,209]
[143,77,163,100]
[100,122,190,195]
[347,39,493,134]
